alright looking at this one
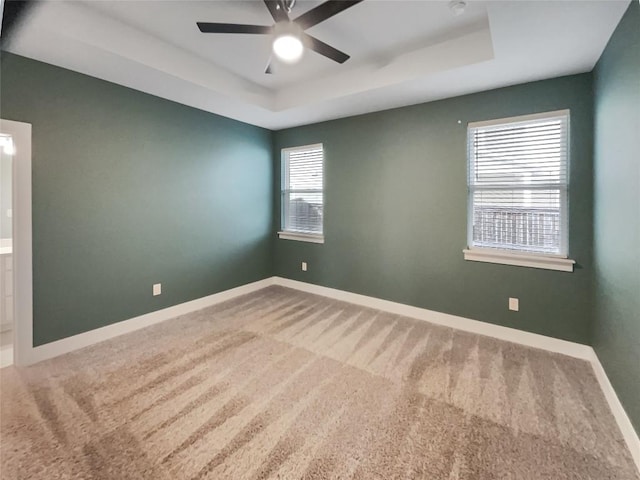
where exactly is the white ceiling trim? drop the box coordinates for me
[274,18,494,111]
[5,0,631,130]
[15,1,274,108]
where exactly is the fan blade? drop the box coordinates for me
[263,0,290,23]
[295,0,364,30]
[197,22,272,34]
[303,33,350,63]
[1,0,36,46]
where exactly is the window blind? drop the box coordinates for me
[282,144,324,234]
[468,111,569,255]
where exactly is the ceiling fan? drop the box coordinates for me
[197,0,364,74]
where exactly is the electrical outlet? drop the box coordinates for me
[153,283,162,296]
[509,297,519,311]
[301,262,307,272]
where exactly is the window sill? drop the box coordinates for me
[463,248,575,272]
[278,231,325,244]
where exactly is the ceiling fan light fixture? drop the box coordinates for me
[273,33,304,63]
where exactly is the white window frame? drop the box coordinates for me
[463,110,575,272]
[278,143,325,244]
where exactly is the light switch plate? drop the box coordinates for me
[153,283,162,296]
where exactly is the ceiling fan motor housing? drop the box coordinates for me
[278,0,296,14]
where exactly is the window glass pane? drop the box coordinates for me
[472,189,562,254]
[289,148,323,190]
[283,191,323,234]
[282,144,324,235]
[468,112,569,255]
[470,118,568,186]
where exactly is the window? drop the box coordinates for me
[278,143,324,243]
[463,110,575,272]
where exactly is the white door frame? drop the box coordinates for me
[0,119,33,367]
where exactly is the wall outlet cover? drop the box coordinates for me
[153,283,162,296]
[301,262,307,272]
[509,297,519,311]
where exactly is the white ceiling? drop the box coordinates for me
[6,0,630,130]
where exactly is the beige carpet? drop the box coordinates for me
[1,286,638,479]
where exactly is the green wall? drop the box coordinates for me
[0,52,273,346]
[593,2,640,433]
[273,74,595,344]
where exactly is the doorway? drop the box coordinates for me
[0,134,14,366]
[0,119,33,367]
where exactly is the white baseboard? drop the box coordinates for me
[273,277,593,360]
[273,277,639,474]
[21,277,276,366]
[589,349,640,471]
